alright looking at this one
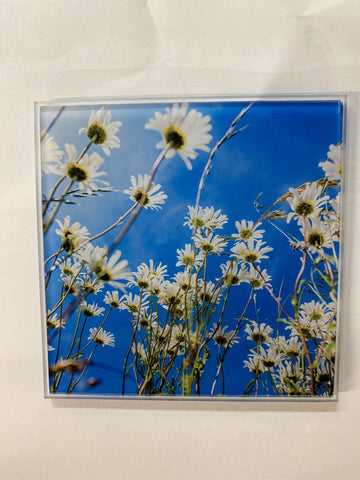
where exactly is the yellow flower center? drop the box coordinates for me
[307,232,325,248]
[294,200,315,217]
[92,261,113,282]
[243,252,259,263]
[163,125,186,150]
[66,162,89,182]
[240,228,252,240]
[87,122,108,144]
[133,189,150,206]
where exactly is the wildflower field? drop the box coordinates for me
[38,98,344,398]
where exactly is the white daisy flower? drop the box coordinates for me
[244,322,273,344]
[176,243,204,269]
[82,277,104,295]
[124,174,167,210]
[197,280,221,304]
[81,246,133,291]
[158,281,184,307]
[184,205,227,231]
[257,343,281,369]
[138,310,157,328]
[129,261,167,290]
[120,293,149,314]
[246,265,272,290]
[148,276,164,296]
[132,343,148,360]
[326,193,341,240]
[88,327,115,347]
[231,238,272,264]
[137,259,167,281]
[55,215,90,252]
[287,182,329,224]
[79,107,122,156]
[243,355,265,375]
[278,335,302,359]
[62,276,83,297]
[300,217,333,253]
[233,220,265,242]
[59,258,83,278]
[219,261,248,286]
[202,207,228,230]
[47,313,64,330]
[41,133,64,174]
[300,300,332,325]
[209,323,239,348]
[172,271,196,291]
[53,143,110,194]
[278,360,302,391]
[316,361,332,384]
[287,304,330,339]
[80,300,105,317]
[193,231,227,254]
[145,103,212,170]
[318,144,342,181]
[104,290,121,308]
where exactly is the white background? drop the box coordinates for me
[1,1,359,479]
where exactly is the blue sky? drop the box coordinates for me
[41,99,343,396]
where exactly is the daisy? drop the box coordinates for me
[158,281,184,307]
[145,103,212,170]
[59,258,83,278]
[132,343,148,360]
[278,335,302,358]
[184,205,227,230]
[137,259,167,281]
[318,144,342,181]
[193,231,227,254]
[104,290,121,308]
[299,300,332,325]
[176,243,204,269]
[55,215,89,252]
[219,261,248,286]
[41,133,64,174]
[197,280,221,304]
[62,276,83,297]
[244,322,273,344]
[120,293,149,314]
[246,265,272,290]
[278,360,302,393]
[300,217,333,253]
[172,271,196,291]
[82,246,133,291]
[233,219,265,242]
[148,276,164,296]
[150,323,173,350]
[88,327,115,347]
[243,355,265,375]
[287,182,329,224]
[209,324,239,348]
[129,261,167,290]
[53,143,110,194]
[257,343,281,369]
[316,361,332,384]
[82,277,104,295]
[138,311,157,328]
[80,300,104,317]
[79,107,122,156]
[231,237,272,264]
[326,193,341,240]
[47,313,64,330]
[124,174,167,210]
